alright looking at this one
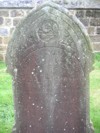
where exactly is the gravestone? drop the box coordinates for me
[6,2,94,133]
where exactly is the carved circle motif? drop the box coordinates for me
[37,19,59,42]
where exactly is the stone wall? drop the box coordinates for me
[0,8,100,60]
[76,10,100,52]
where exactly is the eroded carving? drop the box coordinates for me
[37,19,59,42]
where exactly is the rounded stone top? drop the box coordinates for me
[6,2,93,75]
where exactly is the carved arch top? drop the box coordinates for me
[6,2,93,75]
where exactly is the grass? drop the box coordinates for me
[90,69,100,133]
[90,53,100,133]
[0,53,100,133]
[0,62,14,133]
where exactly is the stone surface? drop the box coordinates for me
[6,2,93,133]
[4,18,12,26]
[0,28,9,36]
[96,28,100,34]
[0,0,100,8]
[0,17,4,25]
[86,10,100,18]
[3,37,10,44]
[79,18,89,26]
[10,10,25,17]
[93,42,100,51]
[0,10,9,17]
[0,53,3,60]
[86,10,95,18]
[76,10,85,18]
[88,27,95,35]
[13,18,21,26]
[0,45,7,51]
[0,0,32,7]
[0,37,3,44]
[94,10,100,18]
[90,18,100,26]
[90,35,100,42]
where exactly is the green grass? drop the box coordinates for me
[90,69,100,133]
[0,62,14,133]
[90,53,100,133]
[93,53,100,69]
[0,53,100,133]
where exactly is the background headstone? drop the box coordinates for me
[6,2,94,133]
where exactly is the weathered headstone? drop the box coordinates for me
[6,2,94,133]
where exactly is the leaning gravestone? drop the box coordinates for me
[6,2,94,133]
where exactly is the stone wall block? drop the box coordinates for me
[88,27,95,35]
[86,10,95,17]
[79,18,89,26]
[0,10,9,17]
[96,27,100,34]
[90,35,100,42]
[69,10,76,15]
[3,37,10,44]
[0,17,4,25]
[0,46,2,50]
[0,28,9,36]
[93,42,100,51]
[0,53,3,60]
[90,18,100,26]
[0,45,7,51]
[10,10,25,17]
[4,18,12,26]
[0,52,5,60]
[94,10,100,18]
[13,18,21,26]
[0,37,2,44]
[86,10,100,18]
[76,10,85,18]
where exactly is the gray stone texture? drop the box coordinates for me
[86,10,95,18]
[10,10,25,17]
[0,0,100,8]
[90,18,100,26]
[79,18,89,26]
[93,42,100,51]
[0,28,9,36]
[0,17,4,25]
[88,27,95,35]
[4,18,12,26]
[76,10,85,18]
[0,7,100,61]
[6,2,93,133]
[0,53,3,60]
[13,18,21,26]
[90,35,100,42]
[0,10,9,17]
[86,10,100,18]
[0,0,32,7]
[97,28,100,34]
[0,37,2,44]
